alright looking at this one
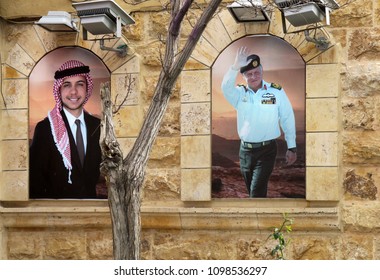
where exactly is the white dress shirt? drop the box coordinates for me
[63,107,88,153]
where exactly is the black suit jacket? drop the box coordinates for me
[30,111,102,199]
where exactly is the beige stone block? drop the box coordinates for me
[141,75,180,106]
[111,73,139,106]
[296,40,315,59]
[181,168,211,201]
[191,36,219,67]
[113,106,143,137]
[56,32,79,48]
[143,168,180,201]
[184,57,210,71]
[148,11,170,37]
[181,103,210,135]
[306,132,338,166]
[343,131,380,164]
[340,234,373,260]
[77,36,96,52]
[140,41,164,67]
[0,171,28,201]
[342,98,378,130]
[343,61,380,98]
[158,105,180,137]
[117,137,136,157]
[1,79,28,109]
[245,21,271,35]
[34,26,58,52]
[307,43,341,65]
[202,16,232,52]
[141,74,159,103]
[1,140,28,170]
[11,25,45,62]
[113,56,140,74]
[342,202,380,231]
[7,231,41,259]
[181,135,211,168]
[288,236,341,260]
[306,98,338,132]
[306,167,340,201]
[0,0,73,22]
[2,65,26,79]
[123,14,142,41]
[44,232,87,259]
[1,109,28,139]
[331,0,372,28]
[86,230,113,260]
[306,64,339,98]
[284,32,305,50]
[149,137,180,168]
[152,230,234,259]
[5,44,35,76]
[268,9,285,37]
[301,39,340,64]
[180,70,211,103]
[218,9,246,41]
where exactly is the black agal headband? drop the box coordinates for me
[54,66,90,80]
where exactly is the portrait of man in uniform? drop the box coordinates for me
[212,36,306,199]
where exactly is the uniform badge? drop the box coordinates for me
[270,83,282,90]
[262,93,275,98]
[252,60,258,68]
[261,97,276,104]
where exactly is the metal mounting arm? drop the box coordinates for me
[99,39,128,57]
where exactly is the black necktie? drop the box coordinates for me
[75,119,85,166]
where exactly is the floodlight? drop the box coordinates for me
[283,2,325,26]
[227,0,270,23]
[72,0,135,38]
[35,11,78,32]
[274,0,340,27]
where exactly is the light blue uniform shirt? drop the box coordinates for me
[221,67,296,149]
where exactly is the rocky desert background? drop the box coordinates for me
[212,134,305,198]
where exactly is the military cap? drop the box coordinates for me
[240,54,261,74]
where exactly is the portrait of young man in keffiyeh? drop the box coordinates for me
[29,59,103,199]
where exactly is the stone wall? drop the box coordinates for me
[1,0,380,260]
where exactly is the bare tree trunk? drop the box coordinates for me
[100,0,223,260]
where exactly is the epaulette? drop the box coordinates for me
[270,83,282,90]
[238,84,248,92]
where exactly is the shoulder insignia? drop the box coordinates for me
[270,83,282,90]
[237,84,248,92]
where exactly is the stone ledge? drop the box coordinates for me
[1,204,340,232]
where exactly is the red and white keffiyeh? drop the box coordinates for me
[47,60,94,183]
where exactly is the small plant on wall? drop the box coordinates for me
[267,213,293,260]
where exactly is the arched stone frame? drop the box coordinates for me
[180,9,341,203]
[0,26,140,201]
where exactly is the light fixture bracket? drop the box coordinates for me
[99,39,128,57]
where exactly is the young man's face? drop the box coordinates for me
[243,67,263,90]
[60,75,87,117]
